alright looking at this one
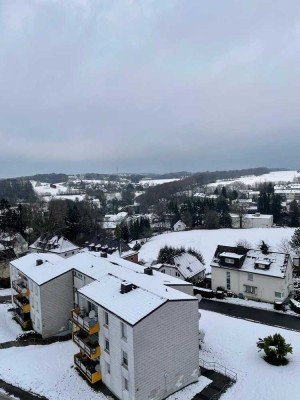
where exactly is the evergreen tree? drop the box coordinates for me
[271,194,282,223]
[290,227,300,254]
[257,333,292,365]
[221,186,228,198]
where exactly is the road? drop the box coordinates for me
[199,299,300,331]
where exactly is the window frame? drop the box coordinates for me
[105,337,110,354]
[225,258,234,264]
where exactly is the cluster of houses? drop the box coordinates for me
[2,227,299,400]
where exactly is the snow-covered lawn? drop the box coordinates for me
[139,228,295,271]
[0,288,11,296]
[0,340,211,400]
[200,310,300,400]
[0,304,22,343]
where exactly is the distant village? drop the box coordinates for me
[1,169,300,400]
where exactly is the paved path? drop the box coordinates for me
[0,379,47,400]
[199,299,300,331]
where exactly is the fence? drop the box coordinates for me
[199,358,237,382]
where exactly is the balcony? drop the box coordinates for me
[71,307,99,335]
[14,309,31,330]
[73,331,101,359]
[12,279,30,296]
[13,295,30,313]
[74,352,102,384]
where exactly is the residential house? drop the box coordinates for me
[10,252,199,400]
[210,245,293,303]
[86,237,139,264]
[230,213,273,228]
[152,252,206,284]
[29,234,80,258]
[173,220,187,231]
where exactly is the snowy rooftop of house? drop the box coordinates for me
[11,252,193,290]
[78,275,167,325]
[219,252,244,259]
[211,246,290,278]
[29,235,79,253]
[173,253,205,279]
[10,253,68,285]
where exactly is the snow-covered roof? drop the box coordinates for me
[29,235,79,253]
[219,252,244,259]
[11,252,193,291]
[211,246,290,278]
[78,275,166,325]
[173,253,205,279]
[10,253,68,285]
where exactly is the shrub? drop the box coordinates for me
[257,333,292,366]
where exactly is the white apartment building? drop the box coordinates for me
[230,213,273,228]
[10,252,199,400]
[211,245,293,303]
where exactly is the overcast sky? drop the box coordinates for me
[1,0,300,177]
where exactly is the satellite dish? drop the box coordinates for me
[21,288,27,294]
[196,294,202,303]
[95,364,101,372]
[89,310,96,319]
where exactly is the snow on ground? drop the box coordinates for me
[139,228,295,271]
[0,341,110,400]
[200,310,300,400]
[207,170,300,187]
[0,304,22,343]
[0,340,210,400]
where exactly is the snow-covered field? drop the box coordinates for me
[139,228,295,271]
[208,170,300,187]
[201,310,300,400]
[31,181,86,202]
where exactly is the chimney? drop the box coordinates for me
[36,259,43,266]
[120,281,133,294]
[144,267,153,276]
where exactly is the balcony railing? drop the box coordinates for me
[74,352,102,384]
[71,307,99,335]
[73,332,100,359]
[13,295,30,313]
[14,310,31,330]
[12,280,30,296]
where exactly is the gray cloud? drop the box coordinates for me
[1,0,300,177]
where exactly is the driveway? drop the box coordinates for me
[199,299,300,331]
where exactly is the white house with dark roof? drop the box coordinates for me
[29,235,80,258]
[10,252,199,400]
[210,245,293,303]
[152,253,206,284]
[173,220,187,231]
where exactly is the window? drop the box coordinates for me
[104,311,109,326]
[248,273,253,281]
[275,291,282,298]
[225,258,234,264]
[244,285,257,294]
[226,271,231,290]
[121,322,127,340]
[122,351,128,368]
[123,377,129,391]
[161,269,165,273]
[105,338,110,354]
[175,272,180,277]
[106,362,110,375]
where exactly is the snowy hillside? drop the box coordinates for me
[208,170,300,187]
[138,228,295,270]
